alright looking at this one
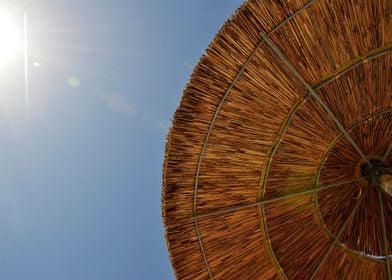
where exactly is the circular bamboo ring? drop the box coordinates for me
[314,109,392,262]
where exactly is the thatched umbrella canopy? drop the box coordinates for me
[162,0,392,279]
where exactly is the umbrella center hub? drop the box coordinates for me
[361,159,392,194]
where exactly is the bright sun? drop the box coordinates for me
[0,12,22,68]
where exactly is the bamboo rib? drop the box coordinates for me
[378,189,392,280]
[259,31,372,168]
[196,177,364,219]
[383,141,392,163]
[193,218,213,279]
[310,188,368,279]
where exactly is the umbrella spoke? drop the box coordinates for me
[377,188,392,280]
[382,140,392,163]
[195,177,364,219]
[193,218,214,279]
[192,0,319,217]
[259,32,372,169]
[310,187,367,279]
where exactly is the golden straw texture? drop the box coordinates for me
[162,0,392,279]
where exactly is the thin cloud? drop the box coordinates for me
[100,93,135,114]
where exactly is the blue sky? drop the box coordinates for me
[0,1,243,279]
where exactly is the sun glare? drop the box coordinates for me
[0,12,22,69]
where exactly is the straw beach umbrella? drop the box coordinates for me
[162,0,392,279]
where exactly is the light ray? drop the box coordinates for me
[24,13,29,115]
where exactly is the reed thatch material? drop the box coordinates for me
[162,0,392,279]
